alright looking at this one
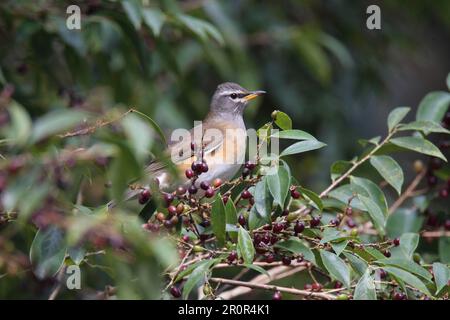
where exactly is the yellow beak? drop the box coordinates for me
[243,90,266,102]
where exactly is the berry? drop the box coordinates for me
[238,214,246,226]
[311,283,323,292]
[427,174,438,187]
[201,220,211,228]
[190,142,196,151]
[163,220,173,229]
[253,233,262,244]
[383,250,391,258]
[170,216,179,225]
[222,195,229,204]
[213,178,223,188]
[200,181,210,190]
[191,161,203,173]
[444,111,450,125]
[330,218,339,226]
[244,161,256,170]
[272,291,282,300]
[164,193,174,205]
[439,188,449,198]
[294,221,305,234]
[182,235,190,242]
[200,162,209,173]
[336,294,349,300]
[310,216,321,227]
[138,189,151,204]
[290,189,301,199]
[176,203,185,215]
[334,281,343,289]
[272,223,284,233]
[262,233,270,244]
[242,168,251,178]
[379,269,387,279]
[156,212,165,222]
[346,218,356,228]
[188,185,198,194]
[227,251,237,263]
[393,292,406,300]
[205,188,215,198]
[393,238,400,246]
[265,253,275,263]
[281,209,289,216]
[439,140,450,150]
[444,220,450,231]
[345,207,353,216]
[170,286,182,298]
[429,157,443,170]
[304,284,312,290]
[176,186,186,196]
[282,256,291,266]
[241,190,252,199]
[168,205,177,216]
[185,169,194,179]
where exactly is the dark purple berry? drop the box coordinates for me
[200,181,210,190]
[272,291,282,300]
[205,188,215,198]
[241,190,252,199]
[291,189,301,199]
[170,286,182,298]
[185,169,194,179]
[393,238,400,246]
[188,185,198,194]
[238,214,246,226]
[282,256,291,266]
[310,216,321,227]
[294,221,305,234]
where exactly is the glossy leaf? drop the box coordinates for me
[273,111,292,130]
[254,178,272,221]
[271,129,316,141]
[266,166,290,207]
[387,106,410,131]
[416,91,450,123]
[298,186,323,211]
[377,258,432,281]
[370,155,404,195]
[238,226,255,264]
[390,136,446,161]
[274,237,316,265]
[182,259,217,299]
[354,270,376,300]
[432,262,449,294]
[343,252,368,276]
[320,250,350,288]
[211,194,226,247]
[280,140,326,157]
[398,120,450,135]
[142,8,165,36]
[383,266,431,296]
[386,208,424,238]
[438,236,450,263]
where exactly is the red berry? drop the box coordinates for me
[244,161,256,170]
[346,218,356,228]
[334,281,343,289]
[241,190,252,199]
[138,189,151,204]
[227,251,237,263]
[294,221,305,234]
[190,142,196,151]
[439,188,449,198]
[164,193,174,205]
[291,189,301,199]
[182,235,190,242]
[265,253,275,263]
[282,256,291,266]
[262,233,270,244]
[238,214,246,226]
[242,168,251,178]
[379,269,387,279]
[311,283,323,292]
[213,178,222,188]
[393,292,406,300]
[304,284,312,290]
[393,238,400,246]
[444,220,450,231]
[345,207,353,216]
[168,205,177,215]
[163,220,173,229]
[200,163,209,173]
[272,223,284,233]
[429,157,443,170]
[310,216,321,227]
[176,186,186,195]
[281,209,289,216]
[205,188,215,198]
[185,169,194,179]
[170,286,182,298]
[272,291,282,300]
[330,218,339,226]
[188,185,198,194]
[222,195,229,204]
[200,181,210,190]
[191,161,202,173]
[383,250,391,257]
[427,175,438,187]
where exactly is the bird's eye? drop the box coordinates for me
[230,93,238,99]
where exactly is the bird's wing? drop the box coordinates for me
[145,122,225,175]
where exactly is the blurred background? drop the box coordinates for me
[0,0,449,299]
[1,0,449,189]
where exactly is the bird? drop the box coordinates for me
[109,82,265,207]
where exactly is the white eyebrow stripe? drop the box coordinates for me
[219,90,245,96]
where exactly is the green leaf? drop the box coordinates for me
[432,262,449,294]
[271,129,316,141]
[280,140,326,157]
[176,14,224,44]
[396,233,419,259]
[298,186,323,211]
[254,178,272,222]
[416,91,450,123]
[320,229,346,244]
[175,259,211,282]
[387,106,410,131]
[121,0,142,29]
[386,208,424,239]
[122,113,153,162]
[390,137,446,161]
[377,258,432,281]
[383,266,431,296]
[274,237,316,265]
[225,198,238,226]
[142,8,165,36]
[237,226,255,265]
[328,184,366,211]
[7,101,32,146]
[30,226,67,279]
[273,111,292,130]
[359,194,386,236]
[331,240,348,257]
[320,250,351,288]
[31,110,88,143]
[398,120,450,135]
[68,247,86,265]
[131,109,167,146]
[266,166,290,207]
[248,205,266,231]
[330,160,352,181]
[343,252,368,276]
[354,270,376,300]
[182,259,217,299]
[438,236,450,263]
[211,194,226,247]
[370,155,404,195]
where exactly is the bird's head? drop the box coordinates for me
[210,82,265,117]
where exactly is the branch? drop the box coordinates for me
[388,169,427,214]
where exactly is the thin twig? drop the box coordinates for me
[388,169,427,214]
